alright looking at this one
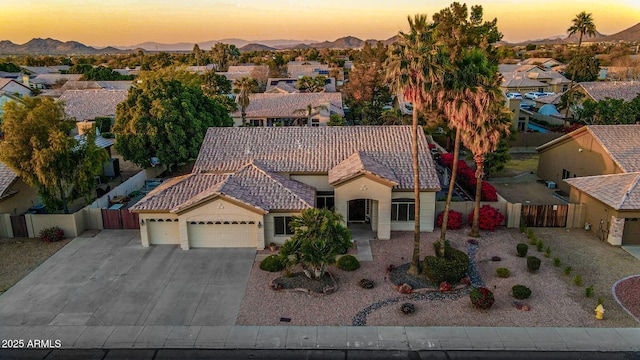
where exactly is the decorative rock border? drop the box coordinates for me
[612,274,640,324]
[269,271,339,296]
[351,243,484,326]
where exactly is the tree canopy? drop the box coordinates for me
[0,97,108,213]
[113,77,232,170]
[564,55,600,82]
[575,95,640,125]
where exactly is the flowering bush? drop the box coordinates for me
[439,281,452,292]
[480,182,498,201]
[468,205,505,231]
[39,226,64,242]
[469,287,495,310]
[439,153,498,202]
[436,210,463,229]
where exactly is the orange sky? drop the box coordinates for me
[1,1,638,47]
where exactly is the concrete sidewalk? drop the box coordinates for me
[1,325,638,351]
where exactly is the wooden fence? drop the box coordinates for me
[520,204,569,227]
[102,209,139,230]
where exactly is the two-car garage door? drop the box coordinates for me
[187,221,257,248]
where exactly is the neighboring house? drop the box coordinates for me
[599,67,640,81]
[570,81,640,103]
[130,126,441,249]
[0,161,40,221]
[265,77,336,93]
[61,80,132,91]
[29,74,83,89]
[537,125,640,245]
[185,64,217,74]
[288,62,330,78]
[0,78,32,97]
[519,58,563,69]
[58,89,128,134]
[113,67,140,76]
[500,75,549,95]
[231,92,344,127]
[20,66,61,75]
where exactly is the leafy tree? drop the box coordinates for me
[386,14,444,274]
[192,43,204,67]
[327,113,346,126]
[564,55,600,82]
[200,71,236,112]
[234,77,258,126]
[279,208,352,279]
[113,77,232,170]
[297,75,327,93]
[68,64,93,74]
[525,44,537,51]
[82,66,135,81]
[0,97,108,213]
[0,62,21,72]
[293,104,329,126]
[483,138,511,176]
[575,96,640,125]
[210,43,240,71]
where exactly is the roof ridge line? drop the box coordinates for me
[618,173,640,209]
[250,163,314,208]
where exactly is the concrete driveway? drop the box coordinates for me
[0,230,255,327]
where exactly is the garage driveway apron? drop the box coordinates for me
[0,230,256,327]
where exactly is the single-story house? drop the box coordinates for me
[265,77,336,93]
[231,92,344,127]
[519,58,563,69]
[29,74,83,89]
[537,124,640,245]
[570,81,640,103]
[130,126,441,249]
[58,89,129,134]
[0,78,32,97]
[288,62,330,78]
[0,161,40,219]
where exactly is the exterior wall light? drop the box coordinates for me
[140,219,145,226]
[258,221,262,228]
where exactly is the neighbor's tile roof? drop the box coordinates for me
[131,162,315,212]
[520,58,562,66]
[227,65,268,73]
[0,162,19,198]
[31,74,82,85]
[230,92,344,118]
[58,89,128,121]
[588,125,640,172]
[501,74,547,88]
[498,64,540,73]
[328,151,399,185]
[565,172,640,210]
[193,126,441,190]
[61,80,132,91]
[577,81,640,102]
[527,71,570,84]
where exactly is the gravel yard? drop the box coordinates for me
[237,227,640,327]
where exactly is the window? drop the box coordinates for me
[391,199,415,221]
[317,192,335,210]
[274,216,294,235]
[562,169,571,180]
[311,118,320,127]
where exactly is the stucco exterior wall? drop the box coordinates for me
[0,180,40,216]
[390,191,436,232]
[334,176,392,240]
[539,131,623,194]
[264,212,302,245]
[290,175,332,192]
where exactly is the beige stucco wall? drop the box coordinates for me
[390,191,436,232]
[290,175,332,192]
[177,197,264,250]
[334,176,392,240]
[264,211,302,245]
[539,131,623,194]
[25,212,86,238]
[0,180,40,216]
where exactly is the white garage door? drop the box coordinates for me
[188,221,257,248]
[148,219,180,245]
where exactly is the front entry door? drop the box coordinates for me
[348,199,366,222]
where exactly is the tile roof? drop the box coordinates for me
[498,64,540,73]
[0,162,19,198]
[131,161,315,212]
[231,92,344,118]
[0,78,31,93]
[587,125,640,172]
[193,126,441,190]
[520,58,562,66]
[576,81,640,102]
[501,74,547,88]
[58,89,128,121]
[527,71,570,84]
[227,65,268,73]
[61,81,132,91]
[328,151,399,185]
[31,74,82,85]
[565,172,640,210]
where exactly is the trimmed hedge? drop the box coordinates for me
[259,254,285,272]
[516,243,528,257]
[512,285,532,299]
[336,255,360,271]
[496,267,510,278]
[423,243,470,284]
[469,287,495,310]
[527,256,541,272]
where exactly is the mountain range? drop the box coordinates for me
[1,23,638,55]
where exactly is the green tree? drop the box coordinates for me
[0,97,108,213]
[0,62,21,72]
[327,113,346,126]
[564,55,600,82]
[210,43,240,72]
[297,75,327,93]
[385,14,444,274]
[279,208,352,279]
[201,71,236,112]
[293,104,329,126]
[575,96,640,125]
[113,77,231,170]
[564,11,597,121]
[68,64,94,74]
[82,66,135,81]
[234,77,258,126]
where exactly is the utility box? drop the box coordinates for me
[547,181,556,189]
[104,158,120,178]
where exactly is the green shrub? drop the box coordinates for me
[359,278,375,289]
[527,229,537,245]
[526,256,541,272]
[423,243,470,284]
[512,285,532,299]
[536,239,544,252]
[259,254,285,272]
[401,302,415,314]
[597,297,604,306]
[544,246,551,258]
[496,267,510,278]
[469,287,495,310]
[553,257,561,267]
[573,275,583,287]
[433,240,451,258]
[585,285,594,298]
[39,226,64,242]
[516,243,528,257]
[336,255,360,271]
[100,132,115,138]
[563,266,573,275]
[519,224,527,233]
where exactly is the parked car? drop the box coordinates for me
[507,92,523,99]
[524,92,547,99]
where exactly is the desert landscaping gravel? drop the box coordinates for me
[237,227,640,327]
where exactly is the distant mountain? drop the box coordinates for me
[309,36,365,49]
[0,38,128,55]
[128,38,320,51]
[597,22,640,42]
[239,43,276,52]
[506,23,640,46]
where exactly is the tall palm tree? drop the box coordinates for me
[436,49,497,249]
[385,14,444,275]
[564,11,597,122]
[292,103,329,126]
[234,77,258,126]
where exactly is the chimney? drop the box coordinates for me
[22,75,30,88]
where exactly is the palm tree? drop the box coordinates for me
[292,103,329,126]
[234,77,258,126]
[563,12,597,122]
[385,14,444,275]
[436,49,497,248]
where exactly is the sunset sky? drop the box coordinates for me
[1,0,639,47]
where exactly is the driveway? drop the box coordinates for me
[0,230,255,327]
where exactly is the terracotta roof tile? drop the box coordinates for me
[58,89,128,121]
[193,126,440,190]
[565,172,640,210]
